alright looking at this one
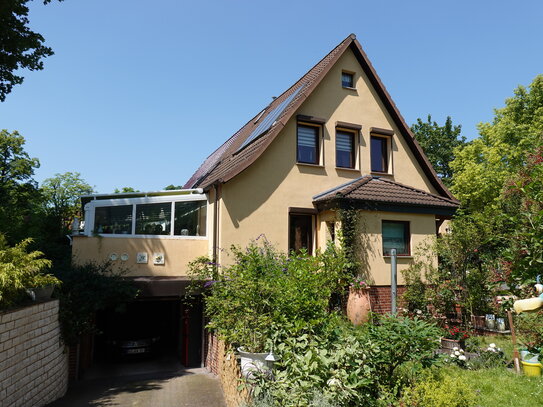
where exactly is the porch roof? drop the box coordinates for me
[313,176,459,216]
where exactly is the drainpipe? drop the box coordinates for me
[212,183,220,265]
[390,248,397,315]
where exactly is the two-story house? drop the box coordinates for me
[72,34,458,369]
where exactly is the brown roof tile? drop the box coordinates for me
[313,176,459,210]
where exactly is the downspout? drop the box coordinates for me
[212,182,220,265]
[202,181,220,369]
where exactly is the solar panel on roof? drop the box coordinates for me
[237,85,305,152]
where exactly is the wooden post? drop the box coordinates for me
[507,310,521,373]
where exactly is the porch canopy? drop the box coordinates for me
[312,175,459,217]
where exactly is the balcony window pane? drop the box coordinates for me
[135,203,172,235]
[94,205,132,234]
[174,201,207,236]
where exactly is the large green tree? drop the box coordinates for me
[411,115,465,187]
[450,75,543,212]
[0,129,41,243]
[0,0,62,101]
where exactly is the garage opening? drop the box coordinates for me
[85,296,203,378]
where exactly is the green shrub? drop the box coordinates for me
[53,262,139,345]
[402,371,477,407]
[190,239,349,352]
[365,315,442,389]
[0,235,55,309]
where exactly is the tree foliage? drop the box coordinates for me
[450,75,543,212]
[0,235,52,309]
[113,186,139,193]
[0,0,62,101]
[41,172,93,225]
[0,129,41,244]
[411,115,465,186]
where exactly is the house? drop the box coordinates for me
[71,34,458,368]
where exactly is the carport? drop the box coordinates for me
[79,277,204,380]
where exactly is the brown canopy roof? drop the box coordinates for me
[184,34,455,201]
[313,176,459,216]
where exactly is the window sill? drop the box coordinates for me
[86,234,208,240]
[335,167,360,172]
[371,171,393,177]
[342,86,357,91]
[296,162,325,169]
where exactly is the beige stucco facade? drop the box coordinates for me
[72,235,208,277]
[215,48,442,284]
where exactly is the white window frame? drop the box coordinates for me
[83,193,208,239]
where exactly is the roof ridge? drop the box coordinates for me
[340,175,373,196]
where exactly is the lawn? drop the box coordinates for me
[443,365,543,406]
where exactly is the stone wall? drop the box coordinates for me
[0,300,68,407]
[205,333,249,407]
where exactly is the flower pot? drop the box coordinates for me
[346,287,372,326]
[485,314,495,330]
[237,347,269,378]
[521,360,542,377]
[27,285,54,301]
[440,337,463,350]
[470,315,486,330]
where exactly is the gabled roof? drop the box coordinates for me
[313,176,459,214]
[184,34,455,201]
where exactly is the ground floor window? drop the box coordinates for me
[289,214,313,254]
[382,220,410,255]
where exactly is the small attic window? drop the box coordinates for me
[342,71,354,88]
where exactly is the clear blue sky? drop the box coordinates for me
[1,0,542,193]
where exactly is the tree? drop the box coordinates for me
[163,184,183,190]
[40,172,93,230]
[0,129,41,244]
[0,0,62,101]
[113,186,139,193]
[411,115,465,187]
[450,75,543,212]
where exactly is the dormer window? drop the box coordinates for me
[342,71,354,88]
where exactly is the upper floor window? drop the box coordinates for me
[336,130,355,168]
[297,124,320,165]
[382,220,410,256]
[371,135,389,173]
[95,205,132,234]
[342,71,354,88]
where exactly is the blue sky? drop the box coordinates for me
[1,0,542,193]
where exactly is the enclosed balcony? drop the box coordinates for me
[72,189,210,278]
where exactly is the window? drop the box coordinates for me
[336,130,355,168]
[326,221,336,242]
[297,124,320,164]
[94,205,133,234]
[174,201,207,236]
[371,136,389,173]
[135,203,172,235]
[289,214,313,254]
[382,221,410,256]
[342,71,354,88]
[89,196,207,237]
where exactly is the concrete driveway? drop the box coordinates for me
[47,367,226,407]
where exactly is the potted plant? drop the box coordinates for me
[27,273,61,301]
[441,324,470,350]
[346,276,372,325]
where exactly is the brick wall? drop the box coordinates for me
[369,285,406,314]
[0,300,68,407]
[204,333,249,407]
